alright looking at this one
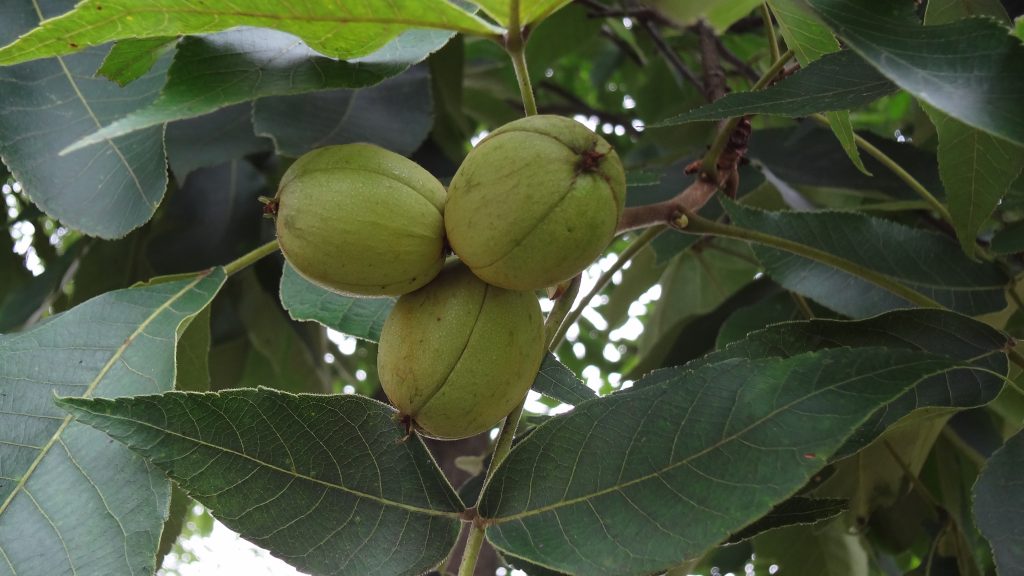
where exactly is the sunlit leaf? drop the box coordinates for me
[58,388,464,576]
[478,347,965,575]
[96,36,178,86]
[0,0,498,66]
[65,27,452,152]
[0,269,226,575]
[474,0,574,27]
[721,199,1008,317]
[280,263,394,343]
[807,0,1024,147]
[657,50,895,125]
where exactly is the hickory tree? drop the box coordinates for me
[1,1,1023,575]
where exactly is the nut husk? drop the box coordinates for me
[275,143,446,296]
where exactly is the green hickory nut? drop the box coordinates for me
[445,115,627,291]
[274,143,446,297]
[378,262,545,440]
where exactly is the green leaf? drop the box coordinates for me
[532,353,596,406]
[646,0,764,32]
[254,65,433,157]
[991,220,1024,254]
[767,0,870,174]
[280,263,394,343]
[96,36,178,86]
[807,0,1024,147]
[922,104,1024,256]
[0,2,170,238]
[165,104,273,183]
[721,199,1008,317]
[749,126,944,201]
[768,0,838,62]
[714,291,802,349]
[147,160,270,274]
[478,347,964,575]
[0,0,498,66]
[0,242,80,332]
[473,0,573,27]
[65,27,452,153]
[175,305,211,392]
[923,0,1009,25]
[974,428,1024,576]
[754,519,869,576]
[237,272,329,394]
[727,496,847,544]
[57,387,464,576]
[691,308,1009,459]
[656,50,895,125]
[0,269,226,575]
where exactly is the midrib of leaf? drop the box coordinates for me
[0,272,209,518]
[485,359,959,524]
[62,402,464,519]
[29,0,153,209]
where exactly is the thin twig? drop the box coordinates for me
[639,18,705,94]
[711,33,760,84]
[696,20,727,102]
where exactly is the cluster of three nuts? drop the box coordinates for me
[273,115,626,439]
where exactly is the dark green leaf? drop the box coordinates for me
[974,427,1024,576]
[991,220,1024,254]
[478,347,963,575]
[97,36,178,86]
[727,497,847,544]
[165,104,273,183]
[532,353,596,406]
[254,65,433,157]
[754,519,869,576]
[0,242,79,332]
[636,239,759,365]
[923,0,1010,25]
[922,104,1024,255]
[0,0,170,238]
[0,0,498,66]
[749,126,944,201]
[148,160,269,275]
[0,269,225,575]
[657,51,895,125]
[807,0,1024,147]
[692,308,1009,459]
[175,305,212,393]
[722,199,1008,317]
[65,27,453,152]
[714,291,803,349]
[238,272,329,394]
[766,0,869,174]
[280,263,394,343]
[57,388,464,576]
